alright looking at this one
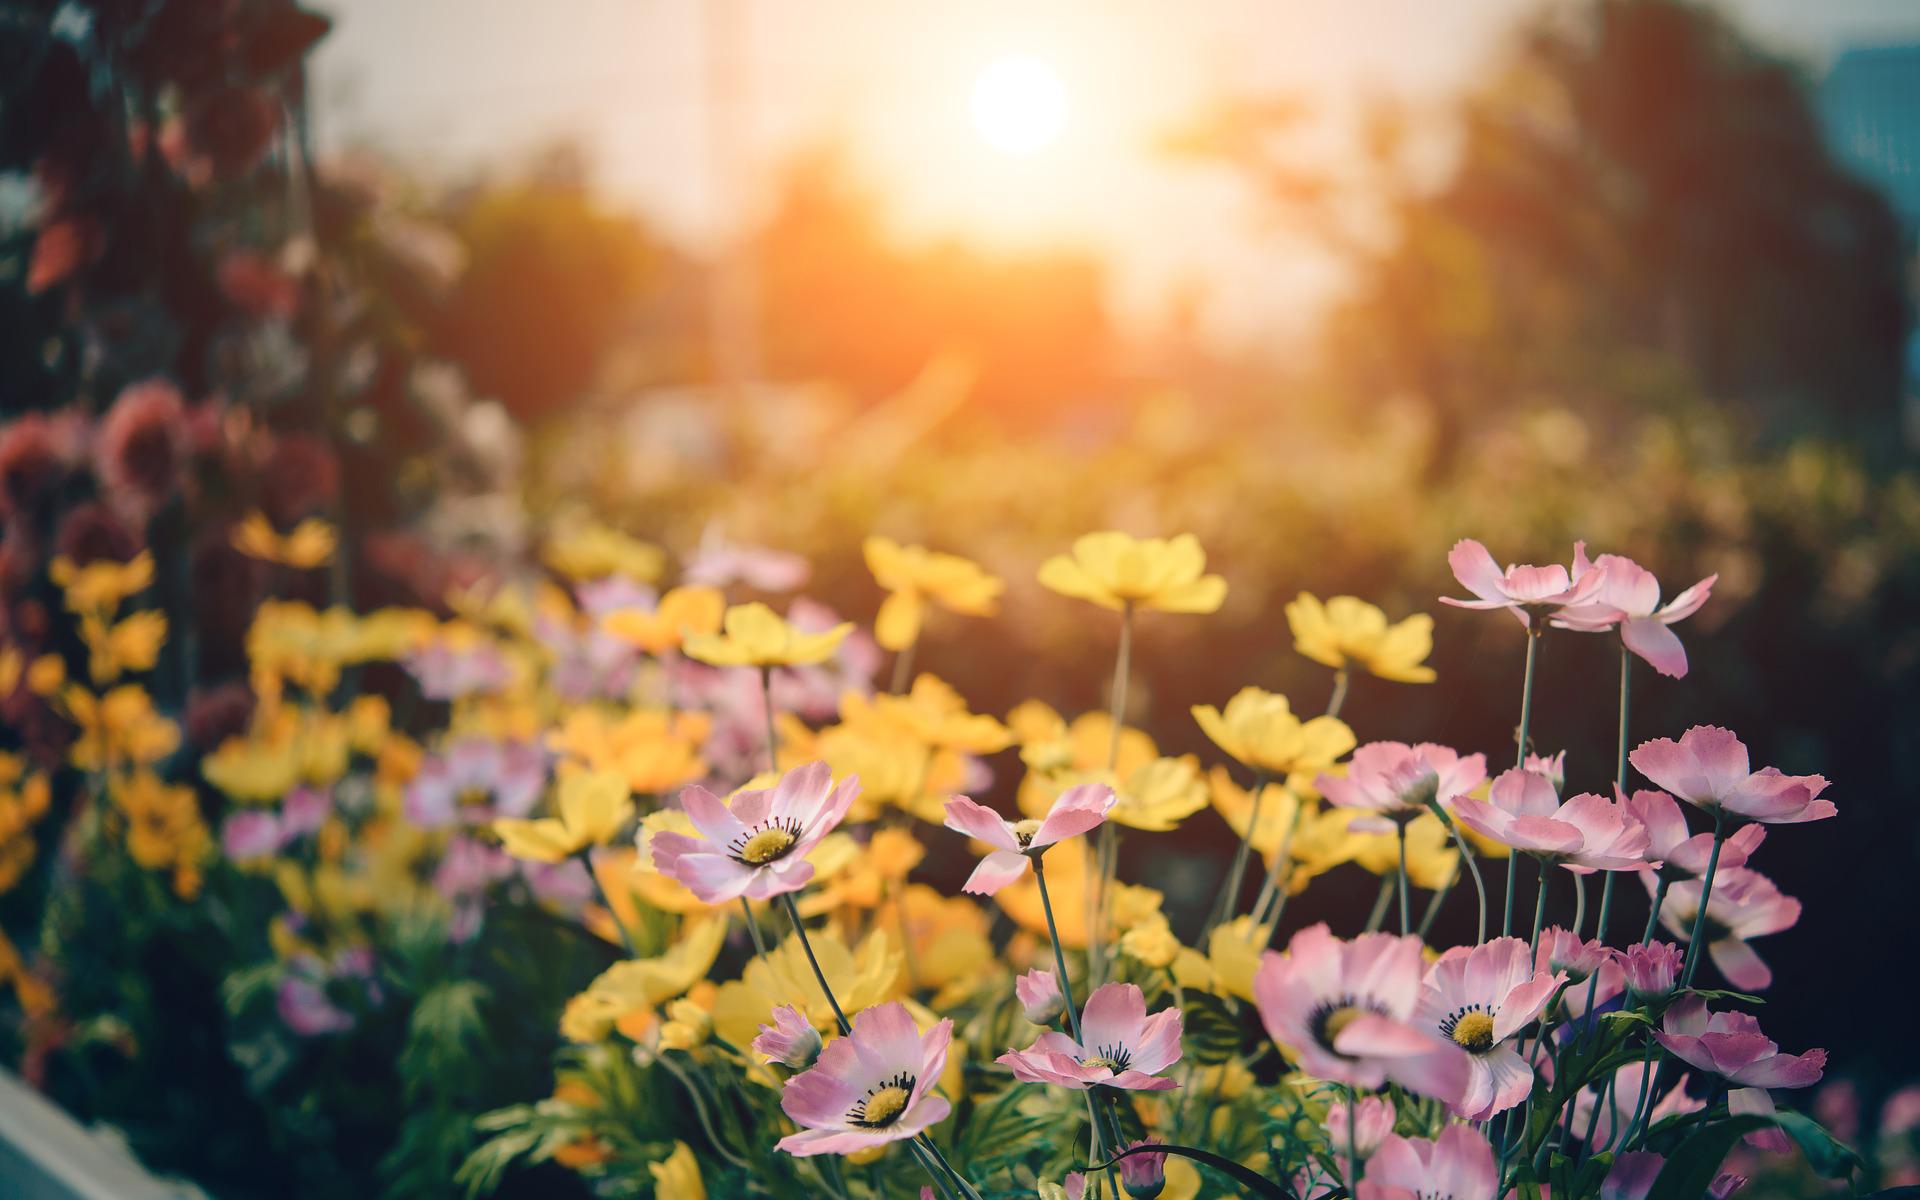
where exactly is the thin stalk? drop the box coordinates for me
[909,1139,962,1200]
[1641,875,1670,945]
[580,850,635,956]
[1206,767,1269,937]
[778,893,850,1035]
[739,896,767,957]
[1679,809,1728,988]
[1326,668,1350,720]
[1362,874,1395,934]
[1503,620,1542,937]
[1089,602,1133,990]
[1529,859,1550,955]
[759,665,780,775]
[1395,822,1412,935]
[1429,801,1489,945]
[1571,871,1587,940]
[1106,601,1134,770]
[1036,856,1111,1174]
[890,635,917,695]
[916,1135,985,1200]
[1344,1082,1362,1191]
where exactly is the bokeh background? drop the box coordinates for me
[4,0,1919,1193]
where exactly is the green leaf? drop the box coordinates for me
[1646,1115,1774,1200]
[1772,1108,1864,1180]
[1181,991,1244,1066]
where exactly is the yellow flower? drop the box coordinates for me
[75,609,164,685]
[1286,593,1437,683]
[1205,919,1262,1002]
[109,771,209,896]
[1191,687,1355,779]
[995,840,1163,949]
[1011,701,1157,814]
[1037,531,1226,614]
[543,522,665,583]
[648,1142,706,1200]
[1350,810,1460,889]
[494,769,634,863]
[683,601,851,668]
[547,708,710,794]
[844,675,1012,755]
[1207,767,1306,863]
[232,511,337,568]
[1121,917,1181,969]
[602,585,726,654]
[1104,756,1210,832]
[550,1079,612,1170]
[563,919,726,1044]
[888,883,994,1008]
[711,928,901,1045]
[862,536,1003,651]
[868,827,925,880]
[659,996,713,1051]
[63,684,180,771]
[204,714,301,802]
[50,552,153,614]
[26,654,65,696]
[1286,805,1368,893]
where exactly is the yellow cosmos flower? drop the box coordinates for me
[1286,593,1437,684]
[601,585,726,654]
[683,601,851,668]
[1207,767,1306,863]
[648,1141,706,1200]
[109,771,209,897]
[232,511,336,568]
[78,609,166,684]
[1120,916,1182,968]
[559,918,727,1043]
[1191,687,1356,780]
[543,522,665,583]
[711,928,901,1046]
[862,536,1003,651]
[1349,810,1459,889]
[49,552,153,614]
[63,684,180,771]
[494,770,634,863]
[547,708,710,795]
[888,883,995,1008]
[1285,806,1370,893]
[1037,531,1227,614]
[844,675,1012,755]
[801,718,967,825]
[1029,755,1208,832]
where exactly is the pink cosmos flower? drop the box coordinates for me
[1656,996,1826,1137]
[1574,1060,1704,1148]
[1356,1125,1498,1200]
[1317,742,1487,832]
[1252,925,1469,1104]
[1326,1095,1396,1160]
[1629,727,1835,824]
[1416,937,1566,1120]
[1451,769,1650,872]
[776,1002,953,1156]
[1553,550,1717,678]
[405,738,546,829]
[1441,539,1605,626]
[1534,927,1624,1019]
[404,639,513,700]
[1650,867,1799,990]
[943,783,1116,895]
[650,761,859,904]
[1116,1142,1168,1196]
[1015,969,1065,1025]
[222,809,283,860]
[754,1004,824,1068]
[998,982,1183,1091]
[1625,788,1766,878]
[683,523,811,592]
[1616,941,1685,1002]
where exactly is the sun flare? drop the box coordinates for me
[969,55,1067,155]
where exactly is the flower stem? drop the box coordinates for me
[739,896,767,957]
[1641,875,1670,945]
[759,665,779,775]
[1206,767,1269,938]
[916,1134,985,1200]
[777,892,850,1035]
[1089,602,1133,990]
[1570,870,1587,940]
[580,849,635,956]
[1529,859,1549,956]
[890,634,917,695]
[1362,873,1395,934]
[1326,668,1350,720]
[1343,1082,1362,1191]
[1679,809,1728,989]
[1107,601,1133,770]
[1503,619,1542,937]
[1035,856,1111,1172]
[1395,822,1412,936]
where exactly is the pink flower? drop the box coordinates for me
[1326,1095,1396,1159]
[1416,937,1565,1120]
[221,810,282,860]
[1574,1060,1704,1149]
[404,639,513,700]
[1656,997,1826,1132]
[1629,727,1835,824]
[1553,550,1716,678]
[943,783,1116,895]
[1253,925,1468,1104]
[1441,539,1605,626]
[405,738,546,829]
[1356,1125,1497,1200]
[1116,1142,1168,1196]
[1317,742,1487,832]
[1534,927,1624,1019]
[998,982,1183,1092]
[1625,788,1766,877]
[1616,941,1685,1002]
[1650,867,1799,990]
[776,1002,953,1156]
[683,523,810,592]
[754,1004,824,1068]
[1451,769,1649,872]
[650,761,859,904]
[1015,968,1065,1025]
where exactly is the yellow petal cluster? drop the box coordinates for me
[231,511,337,569]
[494,769,633,863]
[601,586,726,654]
[1191,687,1356,779]
[862,536,1002,651]
[1038,531,1227,614]
[559,919,726,1043]
[711,928,901,1046]
[49,552,153,614]
[1285,593,1437,683]
[683,602,851,668]
[543,522,665,583]
[548,708,710,795]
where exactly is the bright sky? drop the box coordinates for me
[310,0,1920,348]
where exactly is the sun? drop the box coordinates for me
[970,56,1067,155]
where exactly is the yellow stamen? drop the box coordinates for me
[1450,1011,1495,1052]
[1082,1056,1123,1072]
[1011,819,1044,848]
[456,786,491,807]
[739,827,797,864]
[860,1085,910,1127]
[1322,1005,1367,1045]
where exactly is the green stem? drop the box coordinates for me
[1528,859,1549,955]
[739,896,767,957]
[1107,601,1133,770]
[1343,1082,1362,1191]
[1504,620,1541,937]
[1035,856,1111,1174]
[1679,809,1728,988]
[1395,821,1412,935]
[890,635,917,695]
[1430,802,1489,945]
[1206,767,1269,938]
[1641,875,1670,945]
[1362,873,1395,934]
[778,893,850,1035]
[1571,870,1587,940]
[1326,668,1350,720]
[916,1135,985,1200]
[759,665,780,775]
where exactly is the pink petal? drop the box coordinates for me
[679,784,746,844]
[1031,783,1116,848]
[1734,1048,1826,1090]
[943,795,1020,853]
[1709,938,1773,991]
[1080,983,1148,1056]
[961,850,1031,895]
[1622,617,1688,679]
[1447,539,1508,603]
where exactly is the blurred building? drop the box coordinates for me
[1819,44,1920,445]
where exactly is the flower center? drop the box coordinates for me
[1449,1011,1496,1053]
[849,1074,915,1127]
[456,786,492,808]
[1309,996,1385,1057]
[1081,1044,1133,1075]
[1011,819,1044,849]
[729,817,805,865]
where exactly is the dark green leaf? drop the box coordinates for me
[1646,1115,1774,1200]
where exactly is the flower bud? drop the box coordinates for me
[1015,968,1065,1025]
[1118,1142,1167,1199]
[1325,1094,1395,1159]
[752,1004,822,1068]
[1617,941,1683,1002]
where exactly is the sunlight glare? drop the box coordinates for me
[970,56,1067,155]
